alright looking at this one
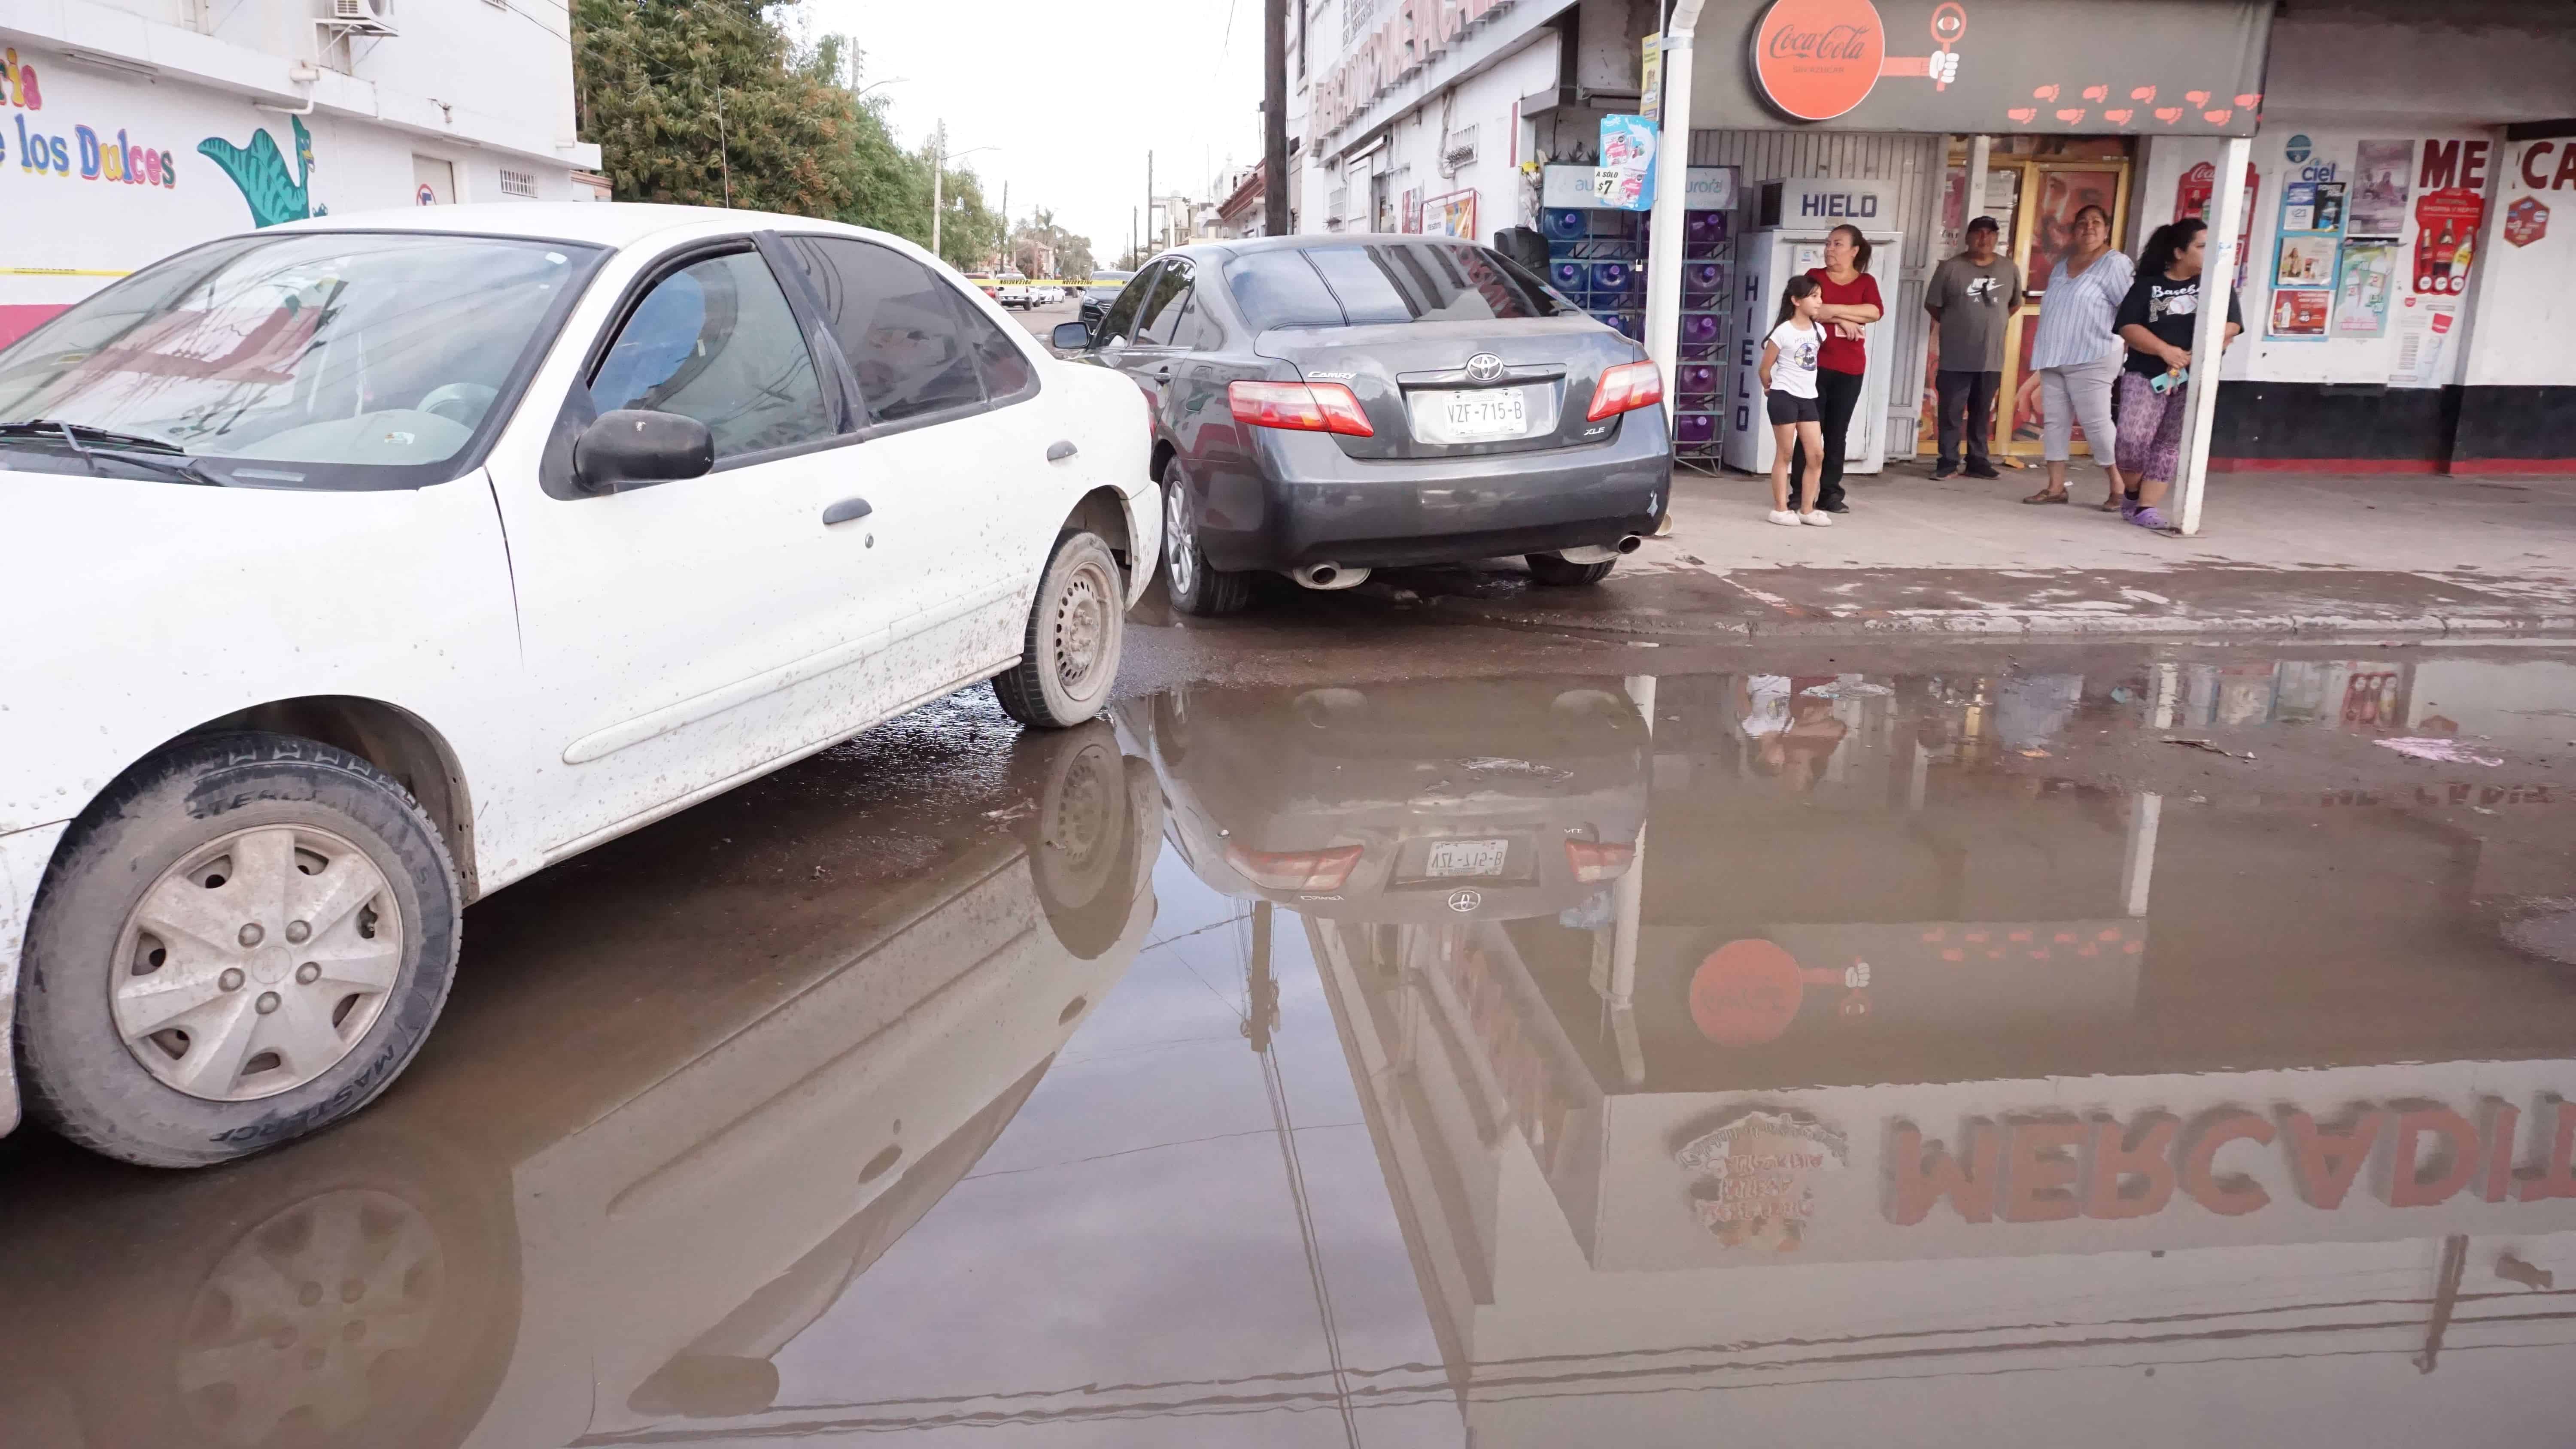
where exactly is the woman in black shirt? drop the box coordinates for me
[2111,218,2242,530]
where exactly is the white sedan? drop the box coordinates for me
[0,203,1156,1166]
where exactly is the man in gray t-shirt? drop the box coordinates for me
[1924,216,2024,478]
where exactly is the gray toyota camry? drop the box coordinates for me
[1054,235,1668,615]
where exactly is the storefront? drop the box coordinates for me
[0,10,602,348]
[1637,1,2576,498]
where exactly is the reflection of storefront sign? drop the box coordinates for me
[1676,1106,1850,1250]
[1891,1094,2576,1227]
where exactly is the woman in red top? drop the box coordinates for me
[1787,224,1884,513]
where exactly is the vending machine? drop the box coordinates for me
[1721,179,1905,476]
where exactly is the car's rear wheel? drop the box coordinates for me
[1526,552,1616,586]
[1162,464,1254,616]
[993,529,1125,729]
[18,732,462,1168]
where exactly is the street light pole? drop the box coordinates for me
[1264,0,1288,235]
[931,121,945,258]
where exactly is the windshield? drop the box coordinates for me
[1229,242,1571,330]
[0,230,604,489]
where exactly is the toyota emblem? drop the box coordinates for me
[1464,353,1504,382]
[1447,888,1483,913]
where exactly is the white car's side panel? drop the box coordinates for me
[0,473,522,844]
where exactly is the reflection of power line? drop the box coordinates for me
[1243,898,1360,1449]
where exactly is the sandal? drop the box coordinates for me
[2097,497,2125,511]
[2021,487,2070,504]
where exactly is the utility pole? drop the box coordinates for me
[930,120,945,259]
[1145,150,1155,259]
[1263,0,1288,235]
[1130,206,1137,269]
[1000,179,1009,273]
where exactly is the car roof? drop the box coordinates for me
[1147,232,1487,266]
[264,202,896,252]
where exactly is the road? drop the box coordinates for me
[1,299,2573,1447]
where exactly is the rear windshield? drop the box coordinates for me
[1226,243,1568,330]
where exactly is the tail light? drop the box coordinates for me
[1227,380,1375,437]
[1565,838,1636,883]
[1586,360,1663,422]
[1226,842,1365,891]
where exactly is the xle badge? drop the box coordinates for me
[1447,888,1483,913]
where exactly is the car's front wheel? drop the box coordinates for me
[1526,552,1617,586]
[993,529,1126,728]
[18,732,462,1167]
[1161,463,1255,616]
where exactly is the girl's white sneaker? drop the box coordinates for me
[1798,510,1835,527]
[1767,509,1801,527]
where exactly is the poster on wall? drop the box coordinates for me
[2274,234,2336,288]
[2175,161,2261,292]
[2332,241,2396,336]
[2029,169,2122,292]
[1422,188,1477,240]
[1593,115,1656,212]
[2389,297,2456,387]
[2268,288,2329,339]
[2309,181,2347,235]
[2350,141,2412,236]
[2412,187,2485,296]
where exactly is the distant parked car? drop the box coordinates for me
[1055,236,1666,615]
[0,203,1158,1166]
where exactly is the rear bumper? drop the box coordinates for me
[1200,415,1671,573]
[0,820,70,1139]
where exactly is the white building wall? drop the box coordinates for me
[2465,136,2576,388]
[0,0,598,339]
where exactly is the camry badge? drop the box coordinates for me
[1464,353,1504,382]
[1447,888,1483,913]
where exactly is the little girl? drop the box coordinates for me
[1760,276,1832,527]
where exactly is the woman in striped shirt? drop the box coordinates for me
[2020,205,2133,509]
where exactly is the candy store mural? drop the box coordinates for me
[199,114,323,227]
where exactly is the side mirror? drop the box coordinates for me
[1051,321,1093,351]
[573,409,714,494]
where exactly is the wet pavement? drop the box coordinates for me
[8,628,2576,1447]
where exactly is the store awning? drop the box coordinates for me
[1687,0,2274,136]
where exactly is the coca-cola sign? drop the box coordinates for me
[1751,0,1889,121]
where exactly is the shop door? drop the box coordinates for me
[2000,160,2130,459]
[413,155,455,207]
[1921,154,2131,461]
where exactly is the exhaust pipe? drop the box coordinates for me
[1291,561,1372,591]
[1616,534,1643,554]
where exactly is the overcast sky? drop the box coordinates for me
[802,0,1267,264]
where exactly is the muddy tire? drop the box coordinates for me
[994,530,1125,729]
[17,732,461,1168]
[1160,463,1255,617]
[1526,553,1616,586]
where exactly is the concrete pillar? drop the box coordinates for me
[2174,133,2253,536]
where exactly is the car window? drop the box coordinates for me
[0,231,602,489]
[962,290,1039,402]
[1301,242,1558,324]
[1135,261,1194,346]
[1179,294,1225,352]
[1224,249,1347,330]
[591,249,833,461]
[781,236,989,424]
[1095,263,1158,347]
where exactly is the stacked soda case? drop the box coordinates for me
[1540,203,1730,452]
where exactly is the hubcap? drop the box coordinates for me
[1052,558,1115,697]
[112,824,402,1103]
[177,1188,444,1445]
[1163,481,1197,599]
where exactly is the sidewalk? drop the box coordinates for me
[1418,464,2576,640]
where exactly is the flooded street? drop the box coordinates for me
[8,635,2576,1447]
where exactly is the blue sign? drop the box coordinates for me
[2285,133,2312,164]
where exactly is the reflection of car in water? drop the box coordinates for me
[0,721,1159,1449]
[1118,678,1648,926]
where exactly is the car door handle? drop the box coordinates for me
[1046,440,1078,462]
[821,497,872,526]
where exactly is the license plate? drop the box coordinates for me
[1426,838,1510,877]
[1414,387,1531,443]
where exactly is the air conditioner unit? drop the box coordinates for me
[327,0,398,36]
